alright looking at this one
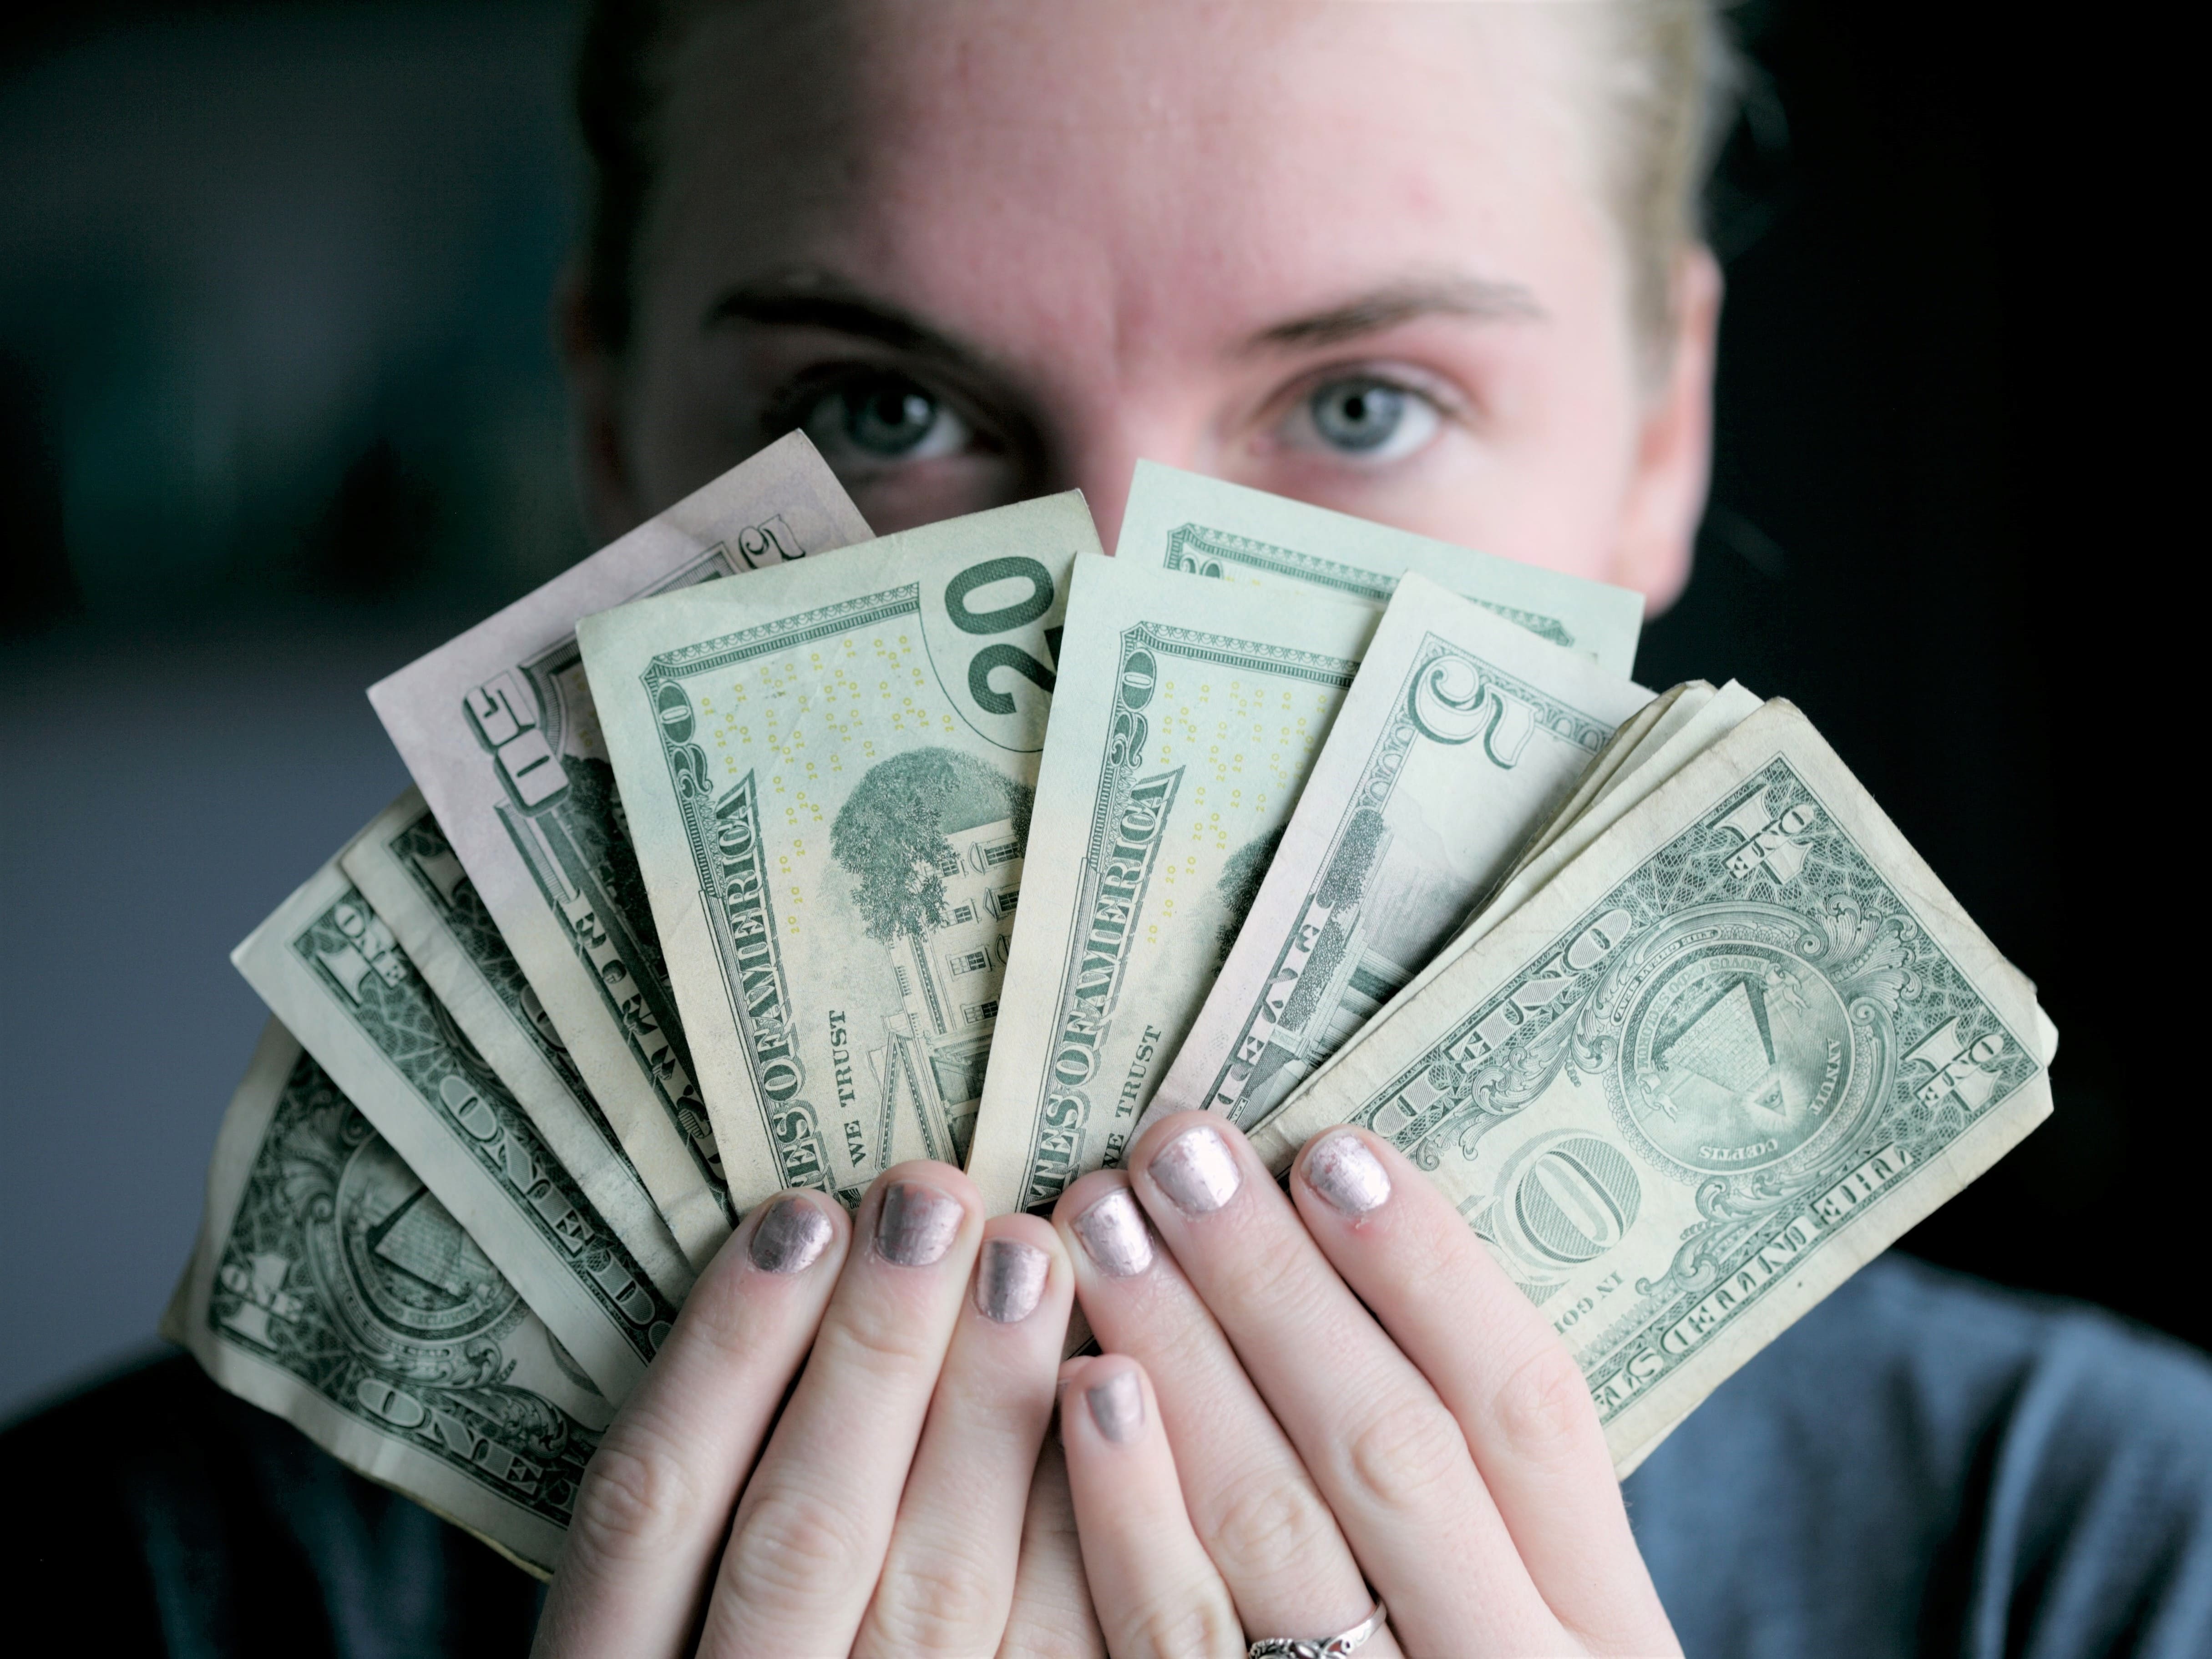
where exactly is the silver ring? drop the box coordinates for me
[1248,1598,1388,1659]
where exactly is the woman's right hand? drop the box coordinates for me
[532,1160,1093,1659]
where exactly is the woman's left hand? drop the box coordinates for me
[1052,1112,1681,1659]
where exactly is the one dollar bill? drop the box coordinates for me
[580,494,1100,1216]
[163,1019,607,1578]
[233,833,681,1401]
[1251,699,2052,1470]
[340,788,694,1306]
[368,434,872,1265]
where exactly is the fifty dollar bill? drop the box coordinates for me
[369,434,872,1264]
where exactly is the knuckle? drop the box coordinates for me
[1492,1339,1598,1465]
[818,1299,947,1377]
[1338,1398,1468,1517]
[569,1425,702,1564]
[1201,1465,1339,1583]
[1118,1598,1244,1659]
[1000,1589,1103,1659]
[868,1545,1003,1650]
[720,1483,873,1607]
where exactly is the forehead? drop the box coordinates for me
[648,0,1610,347]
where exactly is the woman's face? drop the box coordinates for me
[570,0,1719,611]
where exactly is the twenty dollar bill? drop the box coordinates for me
[967,553,1378,1215]
[1116,461,1644,675]
[580,494,1099,1215]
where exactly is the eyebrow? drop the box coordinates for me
[1246,276,1544,351]
[704,272,982,365]
[704,268,1543,365]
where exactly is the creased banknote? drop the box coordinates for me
[341,789,693,1305]
[234,837,680,1400]
[580,494,1099,1215]
[1250,700,2052,1470]
[966,553,1380,1216]
[368,434,872,1265]
[1274,681,1763,1124]
[163,1019,607,1578]
[1146,573,1652,1134]
[1116,461,1645,676]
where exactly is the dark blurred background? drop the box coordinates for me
[1,0,2190,1420]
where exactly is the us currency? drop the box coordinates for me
[1117,460,1645,676]
[966,553,1380,1217]
[234,835,681,1400]
[579,495,1098,1215]
[369,434,872,1265]
[1250,699,2052,1471]
[163,1019,607,1578]
[1144,573,1653,1134]
[1275,681,1763,1123]
[341,788,693,1305]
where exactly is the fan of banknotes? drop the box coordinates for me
[162,431,2056,1575]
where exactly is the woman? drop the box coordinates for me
[547,8,1715,1650]
[10,4,2208,1655]
[530,4,2212,1656]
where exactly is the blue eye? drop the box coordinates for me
[804,375,969,462]
[1301,376,1440,462]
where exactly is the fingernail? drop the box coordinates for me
[1072,1187,1154,1277]
[749,1197,834,1273]
[1304,1131,1392,1216]
[1086,1370,1144,1443]
[1148,1123,1242,1215]
[876,1181,963,1266]
[975,1238,1049,1323]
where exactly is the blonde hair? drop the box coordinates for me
[1581,0,1742,353]
[576,0,1739,357]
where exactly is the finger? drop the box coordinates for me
[1128,1112,1542,1655]
[1059,1357,1244,1659]
[535,1191,847,1659]
[1052,1172,1393,1652]
[699,1162,982,1658]
[1292,1126,1675,1651]
[997,1441,1106,1659]
[854,1215,1074,1658]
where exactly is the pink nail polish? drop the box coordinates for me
[1304,1131,1392,1215]
[876,1182,963,1266]
[1086,1370,1144,1443]
[1072,1187,1154,1277]
[1149,1124,1242,1215]
[749,1197,833,1273]
[975,1237,1049,1323]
